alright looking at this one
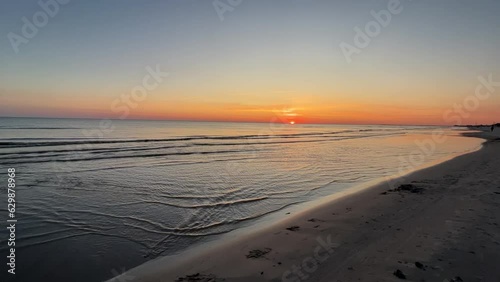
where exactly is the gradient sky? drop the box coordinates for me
[1,0,499,125]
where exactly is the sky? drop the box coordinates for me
[0,0,499,125]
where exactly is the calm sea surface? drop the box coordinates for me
[0,118,483,282]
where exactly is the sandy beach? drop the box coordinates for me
[111,129,500,282]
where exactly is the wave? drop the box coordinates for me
[0,144,191,156]
[101,196,268,210]
[0,132,403,165]
[0,129,404,148]
[0,148,262,165]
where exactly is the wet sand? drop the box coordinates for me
[110,130,500,282]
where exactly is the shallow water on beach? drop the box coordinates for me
[0,118,483,282]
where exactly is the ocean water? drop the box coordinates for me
[0,118,483,282]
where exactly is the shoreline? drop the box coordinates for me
[111,130,500,282]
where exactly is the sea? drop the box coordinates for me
[0,117,483,282]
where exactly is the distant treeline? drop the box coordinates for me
[461,123,500,128]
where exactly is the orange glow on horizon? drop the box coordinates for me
[4,91,498,126]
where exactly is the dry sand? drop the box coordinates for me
[112,130,500,282]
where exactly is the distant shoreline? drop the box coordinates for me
[0,116,454,127]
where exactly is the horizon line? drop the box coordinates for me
[0,115,456,127]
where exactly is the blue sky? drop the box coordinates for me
[1,0,499,124]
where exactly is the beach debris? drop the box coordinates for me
[446,276,464,282]
[307,218,325,223]
[415,261,426,270]
[393,269,406,279]
[389,184,425,194]
[246,248,272,259]
[175,273,219,282]
[286,226,300,232]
